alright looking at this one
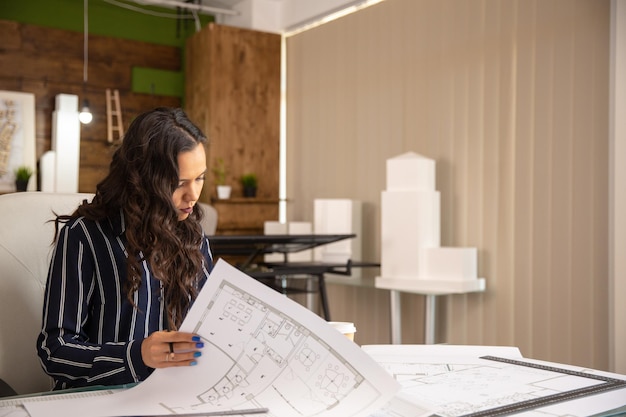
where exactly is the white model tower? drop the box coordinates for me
[376,152,485,293]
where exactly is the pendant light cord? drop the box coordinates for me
[79,0,93,124]
[83,0,88,85]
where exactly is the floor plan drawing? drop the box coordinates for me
[23,260,399,417]
[162,278,378,416]
[362,345,626,417]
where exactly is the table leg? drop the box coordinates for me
[279,275,288,294]
[425,294,436,344]
[306,276,315,311]
[317,274,331,321]
[390,290,402,344]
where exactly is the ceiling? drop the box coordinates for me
[130,0,366,33]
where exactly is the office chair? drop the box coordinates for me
[197,202,218,235]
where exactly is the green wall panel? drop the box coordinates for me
[0,0,213,48]
[132,67,184,97]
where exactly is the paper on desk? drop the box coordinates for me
[361,345,626,417]
[360,345,522,417]
[0,405,28,417]
[25,259,399,417]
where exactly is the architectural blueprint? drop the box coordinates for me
[22,260,399,417]
[362,345,626,417]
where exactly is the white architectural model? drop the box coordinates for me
[376,152,485,294]
[264,220,314,263]
[264,199,362,265]
[313,198,362,263]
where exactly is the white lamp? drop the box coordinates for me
[79,99,92,124]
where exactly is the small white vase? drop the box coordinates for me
[216,185,232,199]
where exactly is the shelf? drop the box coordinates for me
[208,197,280,235]
[210,197,281,205]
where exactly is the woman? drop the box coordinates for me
[37,107,212,390]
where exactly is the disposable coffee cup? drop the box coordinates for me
[328,321,357,341]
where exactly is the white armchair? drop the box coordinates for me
[0,193,218,395]
[0,191,92,395]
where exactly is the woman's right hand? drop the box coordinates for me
[140,330,204,369]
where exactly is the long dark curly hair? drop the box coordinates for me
[55,107,208,330]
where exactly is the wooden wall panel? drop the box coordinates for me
[0,19,181,193]
[186,24,280,201]
[186,23,281,234]
[211,198,279,235]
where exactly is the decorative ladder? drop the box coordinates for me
[105,88,124,144]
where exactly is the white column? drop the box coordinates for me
[51,94,80,193]
[610,0,626,374]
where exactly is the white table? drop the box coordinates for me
[375,277,486,344]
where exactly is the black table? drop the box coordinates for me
[209,233,355,266]
[209,234,380,320]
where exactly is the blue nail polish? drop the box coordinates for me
[194,351,202,358]
[190,361,197,366]
[196,342,204,348]
[192,335,201,342]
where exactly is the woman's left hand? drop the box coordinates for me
[140,330,204,369]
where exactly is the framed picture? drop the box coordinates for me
[0,91,36,192]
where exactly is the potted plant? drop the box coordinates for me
[240,173,257,198]
[14,165,34,192]
[212,158,231,199]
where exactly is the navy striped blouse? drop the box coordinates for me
[36,211,213,390]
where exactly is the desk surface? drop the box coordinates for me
[3,345,625,417]
[210,233,356,255]
[210,233,357,270]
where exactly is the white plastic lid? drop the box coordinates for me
[328,321,357,334]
